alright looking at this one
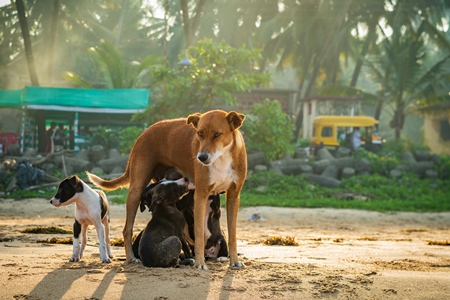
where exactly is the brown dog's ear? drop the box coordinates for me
[226,111,246,130]
[187,113,201,128]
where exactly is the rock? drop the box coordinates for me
[90,166,104,174]
[109,166,125,175]
[89,145,105,163]
[75,149,90,161]
[353,158,372,174]
[304,174,341,188]
[97,155,129,174]
[429,153,440,165]
[40,163,55,173]
[60,157,93,174]
[294,148,309,159]
[336,147,351,158]
[415,151,430,162]
[402,152,416,163]
[299,164,313,174]
[7,144,21,156]
[109,148,122,159]
[254,165,268,173]
[312,159,331,174]
[341,167,355,179]
[22,148,37,157]
[316,148,335,161]
[396,164,411,172]
[425,169,438,180]
[333,157,355,170]
[270,158,309,175]
[390,169,402,178]
[412,161,434,177]
[247,152,268,171]
[321,164,339,179]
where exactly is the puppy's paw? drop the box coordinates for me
[230,261,245,268]
[179,258,195,266]
[102,257,111,263]
[69,257,80,262]
[217,256,228,262]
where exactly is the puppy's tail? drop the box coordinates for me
[86,170,130,191]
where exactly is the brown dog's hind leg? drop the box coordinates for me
[124,183,149,263]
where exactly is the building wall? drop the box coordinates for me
[423,114,450,155]
[233,89,298,116]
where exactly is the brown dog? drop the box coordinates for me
[87,110,247,269]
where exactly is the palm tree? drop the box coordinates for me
[365,27,450,139]
[63,39,162,89]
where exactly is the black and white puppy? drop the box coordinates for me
[133,177,195,268]
[50,175,112,263]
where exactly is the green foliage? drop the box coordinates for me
[132,38,270,125]
[353,147,399,176]
[242,99,294,161]
[64,40,162,89]
[119,126,143,154]
[382,138,429,158]
[240,171,450,212]
[88,127,120,153]
[436,155,450,180]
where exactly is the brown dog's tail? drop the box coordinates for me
[86,170,130,191]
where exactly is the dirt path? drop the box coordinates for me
[1,198,449,299]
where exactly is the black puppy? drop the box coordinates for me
[50,175,112,263]
[177,191,229,261]
[133,177,195,267]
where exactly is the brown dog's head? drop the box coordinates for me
[187,110,245,166]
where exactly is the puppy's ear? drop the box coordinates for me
[187,113,201,129]
[141,187,155,212]
[68,176,84,193]
[226,111,246,130]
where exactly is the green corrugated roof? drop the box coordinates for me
[24,86,150,113]
[0,89,23,108]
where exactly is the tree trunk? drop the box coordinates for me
[350,17,377,87]
[16,0,39,86]
[180,0,206,47]
[16,0,47,152]
[47,0,60,84]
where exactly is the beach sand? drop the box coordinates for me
[1,197,449,299]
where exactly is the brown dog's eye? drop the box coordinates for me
[197,131,204,138]
[213,133,222,139]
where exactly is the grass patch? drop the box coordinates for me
[4,171,450,213]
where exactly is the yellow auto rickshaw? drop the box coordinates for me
[310,115,383,155]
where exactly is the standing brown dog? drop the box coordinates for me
[87,110,247,269]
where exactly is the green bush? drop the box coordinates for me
[353,147,399,176]
[88,127,120,152]
[119,126,143,154]
[242,99,294,161]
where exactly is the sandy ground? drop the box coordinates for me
[0,197,449,300]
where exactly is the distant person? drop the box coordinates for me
[351,127,361,150]
[54,123,66,147]
[81,126,93,137]
[46,122,57,152]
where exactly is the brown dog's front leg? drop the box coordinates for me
[226,189,244,267]
[193,190,208,269]
[123,188,141,263]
